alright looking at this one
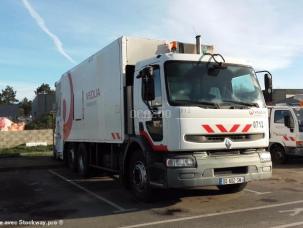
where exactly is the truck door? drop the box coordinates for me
[272,109,296,147]
[134,64,166,151]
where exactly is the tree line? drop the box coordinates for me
[0,83,55,117]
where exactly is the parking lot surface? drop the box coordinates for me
[0,157,303,228]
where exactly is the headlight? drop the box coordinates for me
[166,157,195,168]
[259,152,271,162]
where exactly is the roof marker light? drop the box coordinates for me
[170,41,178,52]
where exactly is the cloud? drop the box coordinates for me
[21,0,75,64]
[158,0,303,70]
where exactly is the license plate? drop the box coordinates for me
[219,177,245,185]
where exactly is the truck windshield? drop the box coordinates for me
[293,108,303,132]
[165,61,265,108]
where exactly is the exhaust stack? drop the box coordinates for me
[195,35,201,54]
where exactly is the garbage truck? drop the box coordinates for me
[54,36,272,201]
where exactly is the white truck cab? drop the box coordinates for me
[269,105,303,163]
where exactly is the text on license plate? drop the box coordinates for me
[219,177,245,185]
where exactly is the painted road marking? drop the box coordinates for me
[119,200,303,228]
[279,208,303,216]
[271,221,303,228]
[66,178,114,182]
[49,169,135,212]
[244,188,271,195]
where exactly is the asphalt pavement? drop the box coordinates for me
[0,157,303,228]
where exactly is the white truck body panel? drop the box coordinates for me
[59,39,123,143]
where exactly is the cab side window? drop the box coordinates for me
[141,65,163,142]
[274,110,292,124]
[141,66,162,108]
[151,67,162,107]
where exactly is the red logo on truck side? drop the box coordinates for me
[63,73,74,140]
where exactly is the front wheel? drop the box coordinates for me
[128,151,152,202]
[217,183,247,193]
[270,144,287,165]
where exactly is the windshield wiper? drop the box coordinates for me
[173,100,220,109]
[222,100,259,108]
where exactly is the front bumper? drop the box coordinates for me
[285,147,303,157]
[159,153,272,189]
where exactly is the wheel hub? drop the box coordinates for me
[70,149,75,161]
[133,161,147,190]
[79,155,84,171]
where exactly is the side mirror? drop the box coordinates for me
[264,73,273,103]
[142,66,155,101]
[284,115,294,129]
[255,71,273,104]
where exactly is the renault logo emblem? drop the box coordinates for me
[224,138,232,149]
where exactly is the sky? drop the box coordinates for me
[0,0,303,100]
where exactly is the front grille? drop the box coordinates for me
[208,149,241,156]
[214,166,248,176]
[185,133,264,143]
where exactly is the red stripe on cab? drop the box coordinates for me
[242,124,252,133]
[283,136,289,141]
[216,124,228,133]
[202,125,215,133]
[111,133,116,139]
[229,124,240,133]
[290,136,296,141]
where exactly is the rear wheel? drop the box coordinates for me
[67,145,77,172]
[128,151,152,202]
[270,144,287,165]
[77,143,90,178]
[217,183,247,193]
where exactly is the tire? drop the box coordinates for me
[217,182,247,193]
[77,143,90,178]
[67,145,77,172]
[270,144,287,165]
[52,148,58,160]
[128,150,152,202]
[52,146,60,160]
[63,146,69,166]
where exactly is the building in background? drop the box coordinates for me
[0,104,19,120]
[31,93,55,120]
[271,89,303,105]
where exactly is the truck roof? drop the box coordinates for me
[57,36,215,81]
[135,52,253,71]
[57,36,252,85]
[269,105,303,109]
